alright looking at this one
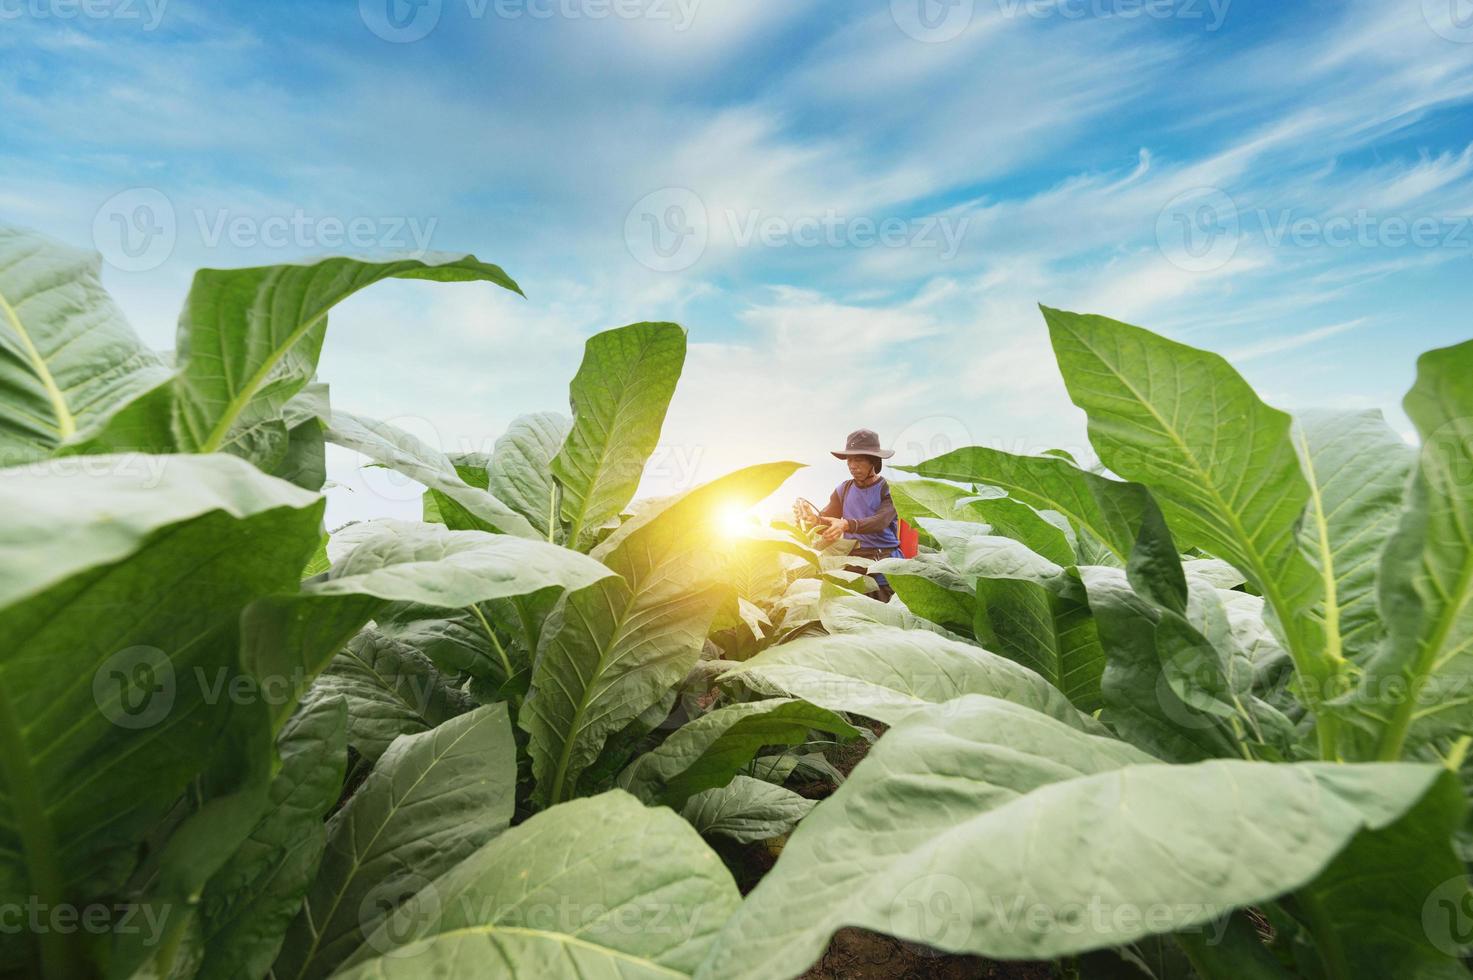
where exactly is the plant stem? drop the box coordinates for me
[1445,735,1471,771]
[1297,889,1352,980]
[468,604,514,682]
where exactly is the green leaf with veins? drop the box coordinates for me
[0,225,174,464]
[0,453,322,978]
[1040,306,1339,746]
[197,696,348,980]
[272,703,517,980]
[619,698,858,807]
[551,322,686,550]
[171,253,520,465]
[682,776,816,844]
[719,626,1104,733]
[326,410,540,539]
[1357,341,1473,757]
[521,462,801,806]
[337,791,739,979]
[696,695,1451,980]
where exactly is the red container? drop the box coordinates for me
[898,519,919,559]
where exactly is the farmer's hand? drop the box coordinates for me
[818,517,848,543]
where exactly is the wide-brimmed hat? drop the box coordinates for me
[831,428,894,460]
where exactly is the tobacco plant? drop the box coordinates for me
[702,307,1473,979]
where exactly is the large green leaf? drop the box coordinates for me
[618,698,859,807]
[196,696,349,980]
[0,226,174,465]
[818,578,971,641]
[521,574,724,806]
[337,791,740,979]
[372,591,559,693]
[303,628,474,763]
[957,495,1075,566]
[521,462,801,806]
[272,383,331,492]
[696,695,1451,979]
[719,627,1104,733]
[325,411,538,539]
[171,254,521,466]
[682,776,816,845]
[1360,341,1473,758]
[922,518,1067,586]
[551,322,686,549]
[871,554,977,637]
[272,703,517,980]
[1040,307,1339,734]
[1294,411,1414,666]
[901,446,1158,564]
[1293,771,1468,979]
[0,454,322,977]
[974,576,1105,714]
[244,519,615,729]
[482,411,572,539]
[1080,564,1244,763]
[889,477,973,519]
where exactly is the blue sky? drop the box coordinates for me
[3,0,1472,522]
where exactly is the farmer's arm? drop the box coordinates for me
[842,485,897,534]
[816,488,843,520]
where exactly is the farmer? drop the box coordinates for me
[796,428,901,602]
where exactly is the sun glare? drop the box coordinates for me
[717,504,752,539]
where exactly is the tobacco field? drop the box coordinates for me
[1,223,1471,979]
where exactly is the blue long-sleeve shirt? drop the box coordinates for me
[818,477,900,553]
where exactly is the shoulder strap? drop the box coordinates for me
[838,479,854,508]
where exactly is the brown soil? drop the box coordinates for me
[833,722,885,775]
[799,928,1055,980]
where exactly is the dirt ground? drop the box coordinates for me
[800,929,1054,980]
